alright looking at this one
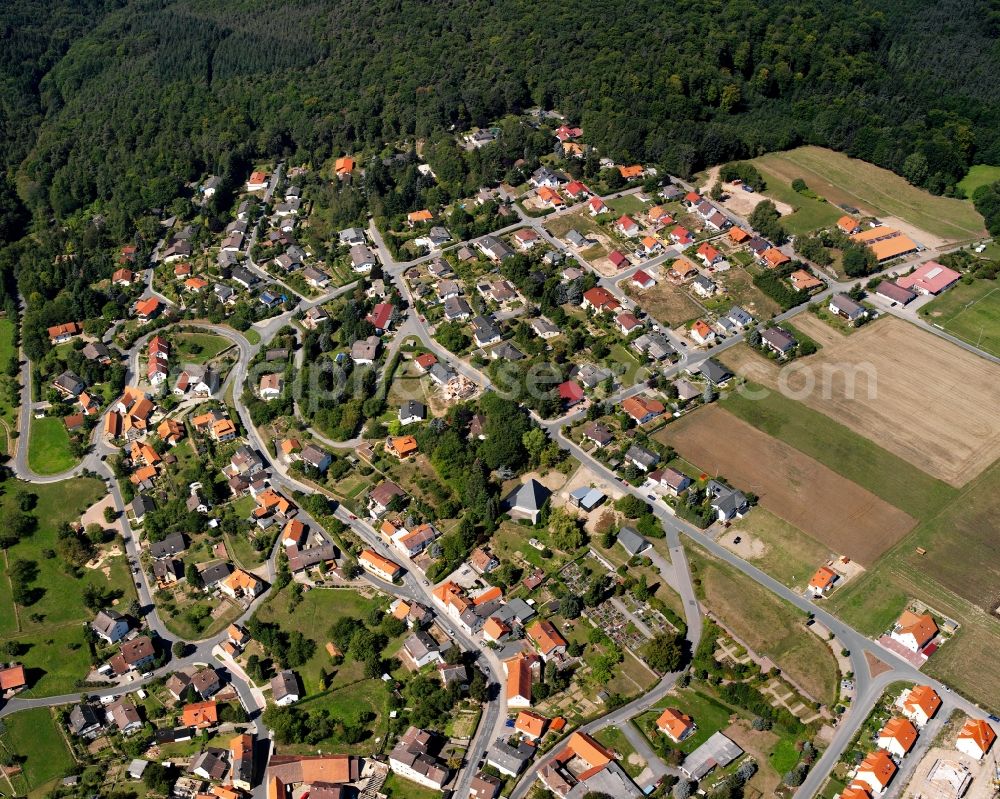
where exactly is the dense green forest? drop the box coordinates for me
[0,0,998,288]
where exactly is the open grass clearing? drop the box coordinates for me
[383,773,442,799]
[172,331,231,364]
[543,210,607,240]
[752,147,984,244]
[27,417,78,475]
[593,726,644,777]
[749,162,842,236]
[713,266,781,319]
[0,318,17,426]
[719,369,957,520]
[254,586,386,693]
[687,545,840,705]
[919,278,1000,358]
[728,509,833,592]
[1,477,117,624]
[0,478,122,697]
[719,315,1000,487]
[622,280,703,327]
[607,194,649,217]
[0,706,75,797]
[957,164,1000,198]
[291,676,391,756]
[658,405,916,565]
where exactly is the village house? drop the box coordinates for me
[389,727,450,791]
[955,719,996,760]
[788,269,823,292]
[366,303,395,334]
[259,373,284,400]
[889,611,938,653]
[526,619,568,660]
[625,444,660,472]
[581,286,620,313]
[807,566,838,598]
[657,708,696,743]
[622,395,665,424]
[896,685,941,727]
[829,293,868,324]
[854,749,898,794]
[706,479,749,521]
[271,670,301,706]
[351,335,381,365]
[876,717,918,759]
[359,549,403,581]
[761,326,798,357]
[48,321,82,344]
[91,609,131,644]
[689,319,716,346]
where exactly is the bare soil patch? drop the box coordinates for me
[865,651,893,679]
[768,315,1000,486]
[699,165,794,218]
[660,405,916,564]
[622,281,703,327]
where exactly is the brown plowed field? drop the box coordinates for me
[659,405,917,564]
[719,315,1000,487]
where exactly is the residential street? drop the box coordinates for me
[2,172,996,799]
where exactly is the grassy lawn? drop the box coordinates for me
[0,555,14,635]
[687,545,840,705]
[919,278,1000,358]
[160,591,243,642]
[27,417,79,475]
[383,773,442,799]
[715,267,781,319]
[752,147,984,242]
[659,685,735,753]
[594,726,643,778]
[608,649,658,697]
[720,385,957,520]
[607,194,649,217]
[172,332,231,363]
[957,164,1000,198]
[544,211,606,240]
[292,675,392,756]
[224,531,267,570]
[243,329,261,345]
[254,586,385,693]
[0,318,17,426]
[750,163,842,236]
[1,476,116,620]
[731,509,832,592]
[769,736,801,773]
[608,343,645,381]
[0,706,75,797]
[0,318,15,368]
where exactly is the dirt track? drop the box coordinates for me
[660,405,917,565]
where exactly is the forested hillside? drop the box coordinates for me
[1,0,999,238]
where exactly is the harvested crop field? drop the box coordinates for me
[719,315,1000,487]
[659,405,916,564]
